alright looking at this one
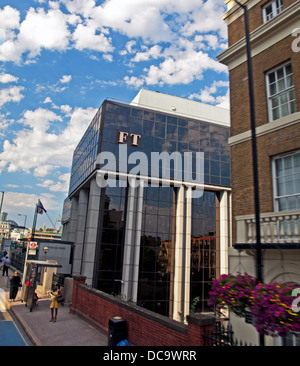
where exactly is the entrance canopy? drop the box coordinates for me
[26,260,62,268]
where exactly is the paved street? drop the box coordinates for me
[0,267,108,346]
[0,275,31,346]
[0,311,31,346]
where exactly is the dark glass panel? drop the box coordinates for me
[155,113,166,123]
[143,120,155,136]
[144,110,155,121]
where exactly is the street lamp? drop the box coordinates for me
[233,0,264,346]
[43,246,49,261]
[18,214,27,228]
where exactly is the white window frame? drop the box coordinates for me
[262,0,284,23]
[272,150,300,212]
[266,62,296,122]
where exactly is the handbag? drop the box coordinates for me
[56,295,64,303]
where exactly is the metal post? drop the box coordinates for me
[234,0,264,346]
[0,191,4,214]
[18,214,27,229]
[21,240,30,300]
[31,204,38,241]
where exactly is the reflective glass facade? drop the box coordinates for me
[67,97,230,319]
[191,191,217,313]
[96,185,127,294]
[69,108,102,194]
[101,101,230,186]
[138,186,175,316]
[69,100,230,195]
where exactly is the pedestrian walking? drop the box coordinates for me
[49,284,63,323]
[0,251,6,270]
[9,271,21,301]
[2,255,10,276]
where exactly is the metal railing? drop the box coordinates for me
[203,323,252,346]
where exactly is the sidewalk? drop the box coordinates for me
[1,268,108,346]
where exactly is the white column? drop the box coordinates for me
[66,196,78,243]
[183,187,192,321]
[219,190,230,275]
[72,188,89,276]
[173,186,184,321]
[131,180,144,302]
[121,178,136,300]
[81,178,101,285]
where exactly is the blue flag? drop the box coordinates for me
[37,199,47,214]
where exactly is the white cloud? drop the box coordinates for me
[143,41,227,86]
[43,97,52,104]
[60,104,72,115]
[0,85,24,107]
[102,53,113,62]
[34,164,58,177]
[0,113,13,136]
[0,0,228,90]
[124,75,145,88]
[92,1,173,43]
[20,107,61,132]
[0,106,97,176]
[18,7,70,58]
[37,173,70,192]
[181,0,228,38]
[131,45,162,62]
[189,80,230,109]
[0,5,20,35]
[2,191,60,212]
[0,73,18,83]
[73,22,114,52]
[0,7,70,62]
[62,0,96,18]
[59,75,72,84]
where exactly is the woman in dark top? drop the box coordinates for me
[9,271,21,301]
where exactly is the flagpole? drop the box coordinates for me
[22,202,38,300]
[21,239,30,301]
[31,204,38,241]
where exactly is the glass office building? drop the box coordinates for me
[62,89,231,320]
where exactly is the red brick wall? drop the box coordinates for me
[228,0,298,46]
[230,123,300,244]
[70,276,215,347]
[226,0,300,245]
[230,35,300,137]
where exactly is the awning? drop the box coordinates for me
[26,260,62,268]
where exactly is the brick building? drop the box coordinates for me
[218,0,300,345]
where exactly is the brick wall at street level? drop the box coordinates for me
[70,276,215,347]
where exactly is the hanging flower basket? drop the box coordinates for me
[208,273,300,337]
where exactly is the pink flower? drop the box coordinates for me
[208,273,300,337]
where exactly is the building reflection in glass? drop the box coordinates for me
[95,185,218,318]
[89,101,228,318]
[190,191,217,313]
[96,186,126,295]
[137,186,175,316]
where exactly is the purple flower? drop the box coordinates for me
[208,273,300,337]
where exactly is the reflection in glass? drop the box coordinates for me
[101,101,230,188]
[190,191,217,313]
[96,186,127,295]
[137,186,175,316]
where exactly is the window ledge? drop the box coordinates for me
[228,111,300,146]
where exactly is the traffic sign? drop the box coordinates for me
[29,241,37,249]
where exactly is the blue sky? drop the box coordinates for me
[0,0,229,230]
